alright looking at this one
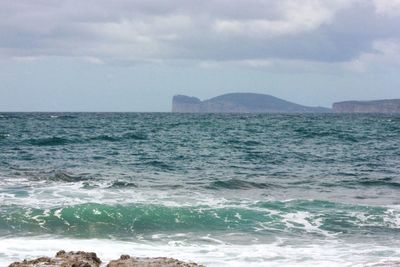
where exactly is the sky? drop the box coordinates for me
[1,0,400,111]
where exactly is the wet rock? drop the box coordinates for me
[106,254,204,267]
[8,257,56,267]
[8,251,204,267]
[8,250,101,267]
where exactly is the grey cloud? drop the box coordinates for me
[1,0,400,65]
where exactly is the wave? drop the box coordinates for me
[108,180,138,188]
[322,178,400,188]
[24,131,147,147]
[207,179,276,190]
[223,139,262,147]
[122,132,147,140]
[90,135,121,142]
[28,171,91,183]
[0,200,398,239]
[357,179,400,188]
[90,132,147,143]
[47,171,91,182]
[144,160,174,170]
[0,203,263,238]
[293,127,360,142]
[52,115,77,119]
[26,137,75,146]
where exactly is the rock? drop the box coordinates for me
[8,250,101,267]
[172,95,202,113]
[333,99,400,113]
[8,251,204,267]
[8,257,56,267]
[106,254,204,267]
[172,93,331,113]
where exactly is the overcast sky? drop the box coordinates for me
[1,0,400,111]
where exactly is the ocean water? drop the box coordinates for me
[0,113,399,266]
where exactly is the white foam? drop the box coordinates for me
[348,208,400,229]
[234,212,242,220]
[383,208,400,228]
[0,180,261,210]
[280,211,336,237]
[0,236,399,267]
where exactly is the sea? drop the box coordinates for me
[0,113,399,267]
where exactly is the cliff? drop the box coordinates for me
[172,93,331,113]
[171,95,202,112]
[333,99,400,113]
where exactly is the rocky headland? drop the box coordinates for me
[172,93,331,113]
[8,251,204,267]
[172,93,400,114]
[333,99,400,113]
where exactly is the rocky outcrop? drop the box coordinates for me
[172,95,202,112]
[172,93,331,113]
[333,99,400,113]
[8,250,101,267]
[8,251,203,267]
[106,254,204,267]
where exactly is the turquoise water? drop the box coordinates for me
[0,113,399,266]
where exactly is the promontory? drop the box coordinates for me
[333,99,400,113]
[172,93,331,113]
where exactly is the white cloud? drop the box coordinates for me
[374,0,400,16]
[12,56,41,63]
[86,15,191,42]
[78,15,192,60]
[214,0,353,37]
[344,39,400,71]
[81,57,104,65]
[198,59,273,69]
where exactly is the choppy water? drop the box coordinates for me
[0,113,399,266]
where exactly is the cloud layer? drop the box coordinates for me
[1,0,400,69]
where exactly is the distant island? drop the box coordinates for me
[172,93,331,113]
[333,99,400,113]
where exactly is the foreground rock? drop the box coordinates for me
[9,250,101,267]
[8,251,204,267]
[106,255,204,267]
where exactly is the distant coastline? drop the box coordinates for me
[333,99,400,113]
[172,93,400,114]
[172,93,330,113]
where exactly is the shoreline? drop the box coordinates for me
[2,236,400,267]
[8,250,204,267]
[7,249,400,267]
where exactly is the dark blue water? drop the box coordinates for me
[0,113,399,266]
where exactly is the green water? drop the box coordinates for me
[0,113,399,266]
